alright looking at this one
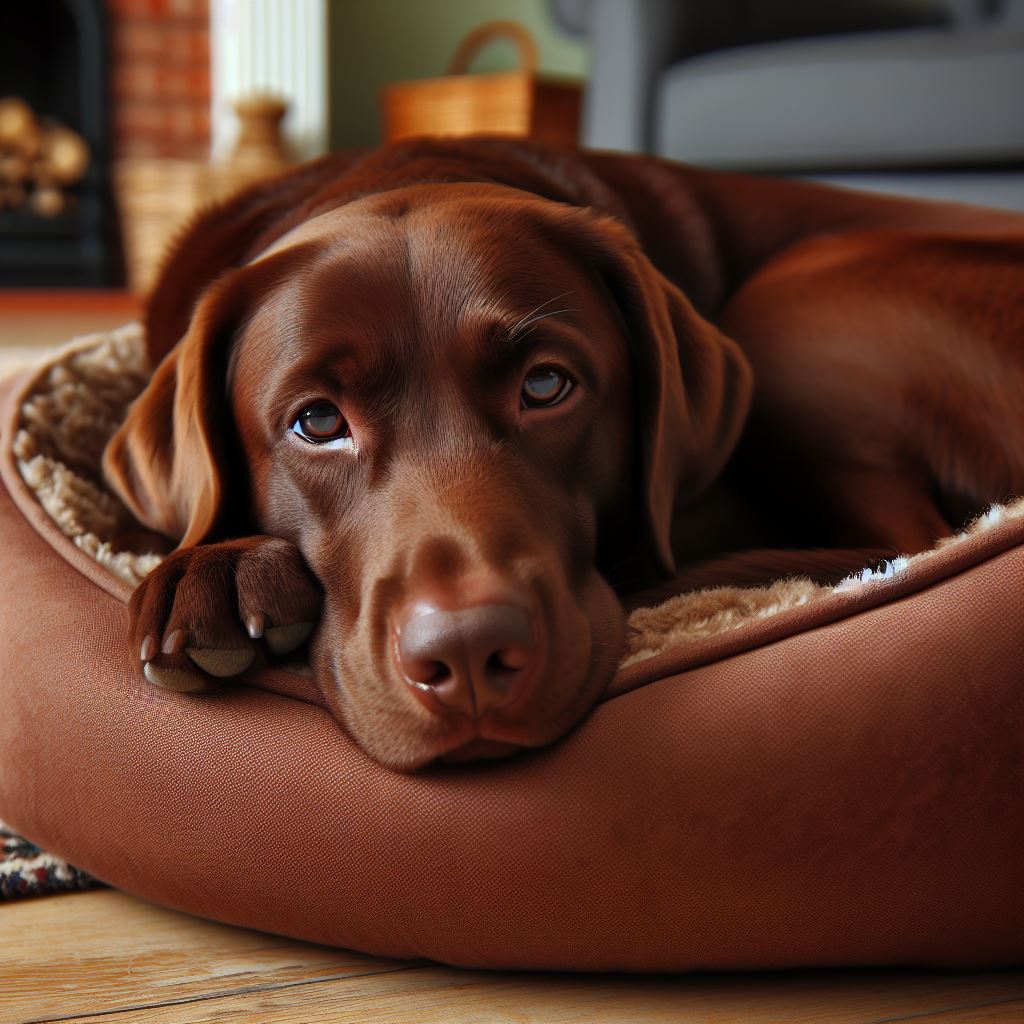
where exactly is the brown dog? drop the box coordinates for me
[104,137,1024,770]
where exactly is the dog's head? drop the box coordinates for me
[106,178,749,769]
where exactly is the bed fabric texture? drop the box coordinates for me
[0,329,1021,970]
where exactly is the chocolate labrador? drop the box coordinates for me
[104,137,1024,770]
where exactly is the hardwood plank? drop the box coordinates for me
[0,301,143,374]
[4,888,1024,1024]
[36,961,1024,1024]
[0,309,138,352]
[0,292,139,314]
[0,889,410,1023]
[904,1000,1024,1022]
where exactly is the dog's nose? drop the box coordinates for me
[396,603,536,718]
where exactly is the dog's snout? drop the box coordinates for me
[397,603,536,718]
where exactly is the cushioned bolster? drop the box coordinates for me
[612,509,1024,694]
[656,28,1024,169]
[1,373,1022,970]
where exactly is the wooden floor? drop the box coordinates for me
[0,290,141,375]
[2,295,1023,1022]
[2,887,1022,1024]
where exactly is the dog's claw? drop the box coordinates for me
[143,661,208,693]
[265,621,314,655]
[162,628,187,656]
[186,646,256,677]
[139,634,158,663]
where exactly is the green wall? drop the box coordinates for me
[327,0,589,151]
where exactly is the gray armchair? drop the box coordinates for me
[552,0,1024,209]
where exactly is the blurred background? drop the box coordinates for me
[0,0,1021,343]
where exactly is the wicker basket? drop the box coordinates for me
[382,21,581,145]
[115,96,292,295]
[114,159,216,295]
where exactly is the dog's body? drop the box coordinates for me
[104,138,1024,769]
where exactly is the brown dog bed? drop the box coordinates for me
[0,329,1021,971]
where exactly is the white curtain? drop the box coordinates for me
[210,0,329,161]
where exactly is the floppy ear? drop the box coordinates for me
[573,213,753,576]
[103,273,246,549]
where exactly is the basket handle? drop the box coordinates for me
[447,20,539,76]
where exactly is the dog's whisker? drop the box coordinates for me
[507,292,575,343]
[513,307,582,344]
[508,291,571,334]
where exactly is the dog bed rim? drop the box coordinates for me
[2,363,133,605]
[613,507,1024,693]
[4,358,1024,706]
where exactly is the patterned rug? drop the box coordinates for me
[0,821,99,899]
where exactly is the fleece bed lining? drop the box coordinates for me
[12,324,1024,668]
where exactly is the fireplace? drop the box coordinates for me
[0,0,118,286]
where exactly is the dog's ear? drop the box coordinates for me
[570,213,753,575]
[104,273,247,548]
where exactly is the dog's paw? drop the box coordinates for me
[129,536,321,693]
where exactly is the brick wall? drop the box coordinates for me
[107,0,211,159]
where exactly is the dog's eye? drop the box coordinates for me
[291,401,353,448]
[521,367,573,409]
